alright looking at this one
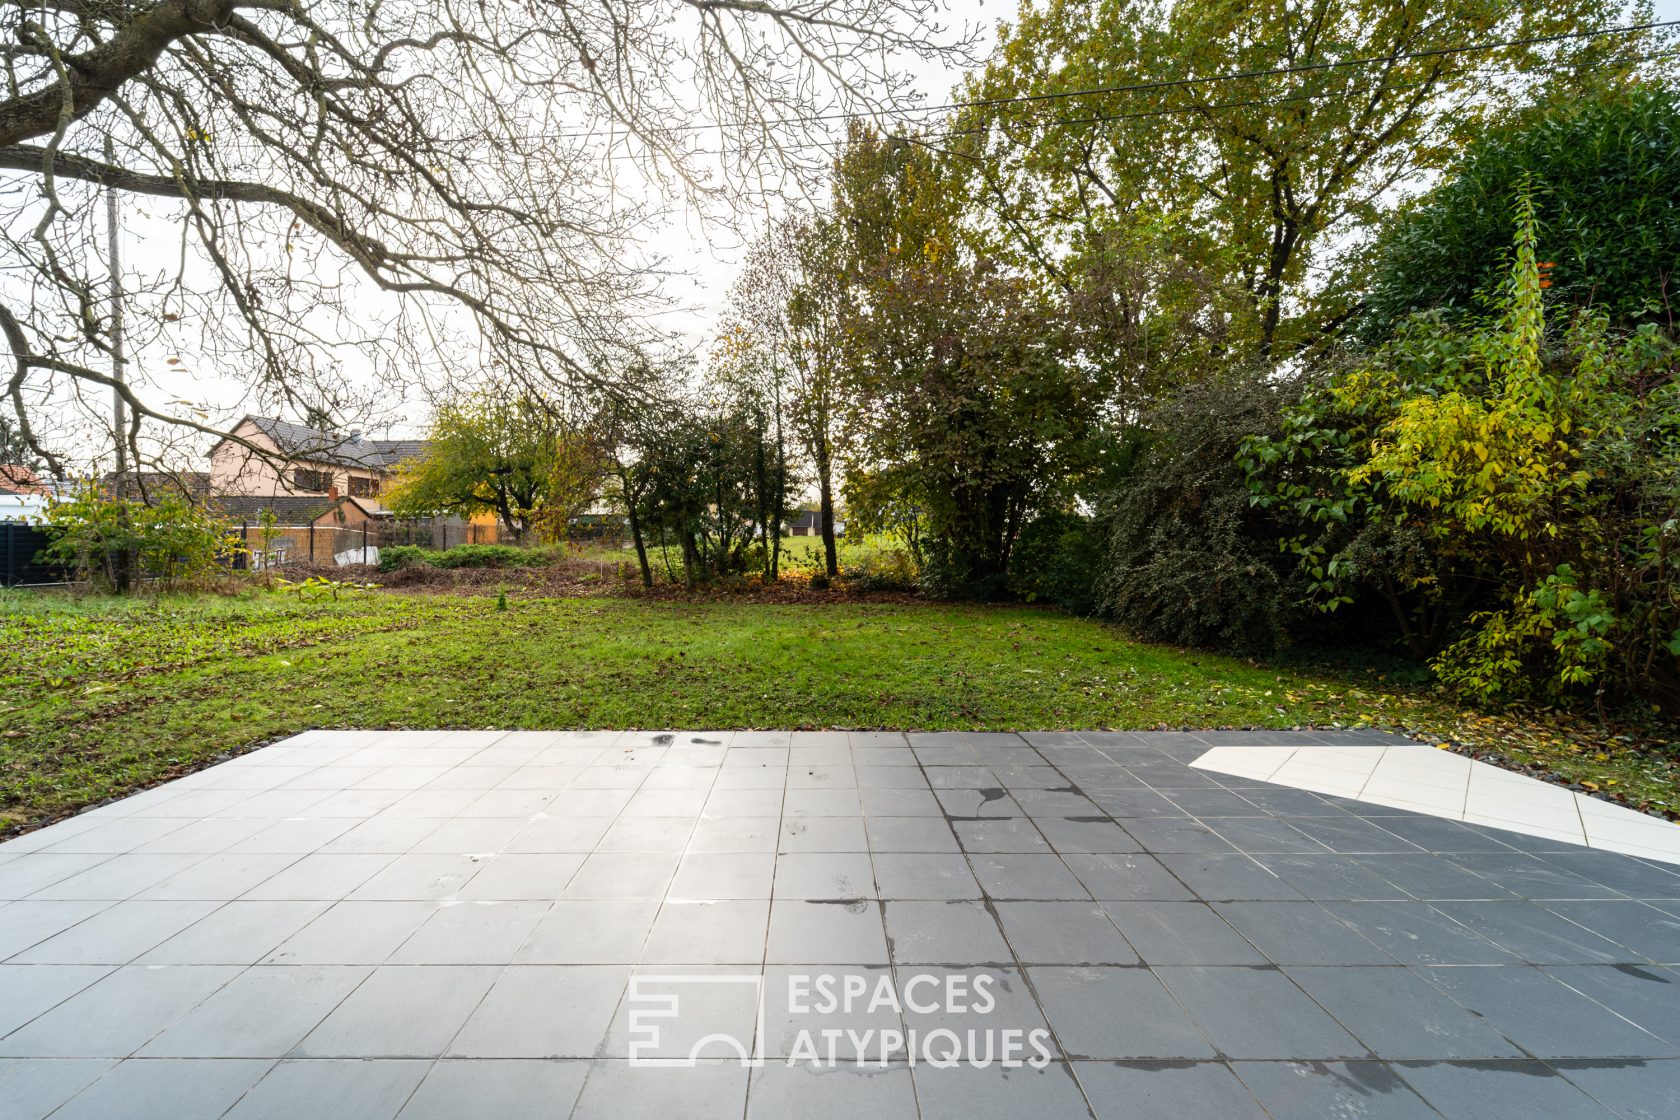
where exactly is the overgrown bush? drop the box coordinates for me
[1008,510,1100,612]
[378,545,430,572]
[1249,201,1680,706]
[1093,371,1300,654]
[427,544,545,569]
[839,549,919,592]
[36,484,241,591]
[915,535,1014,601]
[376,543,558,572]
[1361,80,1680,339]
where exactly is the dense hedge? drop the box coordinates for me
[1092,372,1300,654]
[1009,510,1101,613]
[1361,81,1680,339]
[1248,209,1680,707]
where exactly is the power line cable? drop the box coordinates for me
[543,42,1679,161]
[75,29,1679,176]
[513,17,1678,143]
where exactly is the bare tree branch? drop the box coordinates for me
[0,0,975,476]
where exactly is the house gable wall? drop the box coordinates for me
[209,420,389,505]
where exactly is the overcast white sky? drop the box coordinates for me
[651,0,1002,354]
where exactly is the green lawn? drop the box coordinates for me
[2,587,1676,831]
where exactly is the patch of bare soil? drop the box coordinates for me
[361,558,923,605]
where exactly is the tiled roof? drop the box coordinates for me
[210,494,380,525]
[221,416,428,472]
[104,470,213,499]
[0,464,48,495]
[212,495,338,524]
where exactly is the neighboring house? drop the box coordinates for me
[1,465,72,523]
[787,510,844,538]
[217,494,388,569]
[207,416,427,517]
[1,467,48,525]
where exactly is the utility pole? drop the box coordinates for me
[105,135,132,592]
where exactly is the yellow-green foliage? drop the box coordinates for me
[1252,197,1680,706]
[1344,196,1598,543]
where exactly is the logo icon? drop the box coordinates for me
[626,974,767,1067]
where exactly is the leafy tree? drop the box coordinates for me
[597,384,678,590]
[833,127,1105,597]
[843,464,927,567]
[785,216,852,579]
[709,299,795,581]
[843,260,1092,597]
[1362,79,1680,338]
[388,392,601,543]
[632,402,795,587]
[727,214,856,579]
[956,0,1660,386]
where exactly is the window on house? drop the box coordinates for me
[291,468,331,492]
[348,475,379,498]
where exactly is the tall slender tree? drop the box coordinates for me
[717,214,850,577]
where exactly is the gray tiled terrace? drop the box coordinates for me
[1,728,1678,1119]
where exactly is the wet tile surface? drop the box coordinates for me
[3,729,1679,1117]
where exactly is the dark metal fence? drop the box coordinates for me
[5,513,630,583]
[374,517,481,550]
[236,523,382,569]
[0,521,67,587]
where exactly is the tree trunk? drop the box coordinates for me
[1380,573,1429,661]
[754,424,772,580]
[771,388,787,581]
[986,484,1012,586]
[112,504,132,594]
[491,483,521,544]
[817,444,838,578]
[681,529,700,589]
[770,462,785,580]
[624,495,653,588]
